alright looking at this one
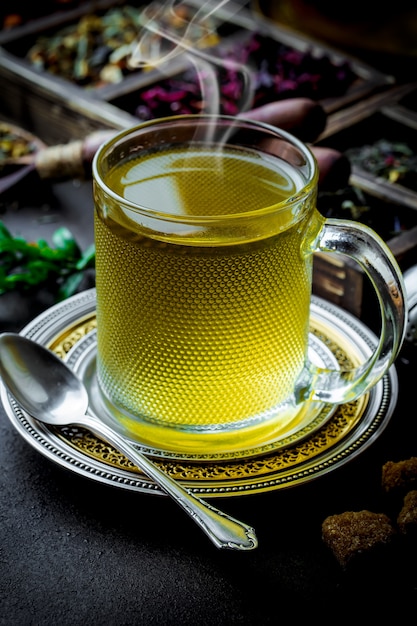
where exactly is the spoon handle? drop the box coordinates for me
[77,414,258,551]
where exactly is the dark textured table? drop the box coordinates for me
[1,178,416,625]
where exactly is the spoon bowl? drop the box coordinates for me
[0,332,257,551]
[0,332,89,424]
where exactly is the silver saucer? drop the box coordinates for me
[0,288,398,497]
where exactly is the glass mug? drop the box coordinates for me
[92,115,406,454]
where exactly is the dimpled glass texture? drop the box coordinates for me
[94,146,312,431]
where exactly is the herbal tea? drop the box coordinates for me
[94,144,313,449]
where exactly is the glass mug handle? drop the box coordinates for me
[300,217,407,405]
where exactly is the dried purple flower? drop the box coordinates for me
[134,31,356,120]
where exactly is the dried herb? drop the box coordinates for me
[318,185,414,241]
[318,186,371,221]
[0,221,95,300]
[26,7,145,87]
[234,33,356,104]
[25,3,220,88]
[134,32,356,119]
[0,124,38,170]
[346,139,417,188]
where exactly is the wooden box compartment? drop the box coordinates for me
[0,0,148,143]
[312,84,417,318]
[320,84,417,209]
[0,0,393,143]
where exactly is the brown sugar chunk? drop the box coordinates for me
[397,490,417,537]
[381,457,417,495]
[322,510,396,568]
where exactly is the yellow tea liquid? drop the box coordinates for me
[94,145,314,451]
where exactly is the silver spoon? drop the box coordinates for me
[0,332,257,551]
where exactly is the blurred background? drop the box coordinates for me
[254,0,417,79]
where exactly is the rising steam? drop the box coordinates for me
[129,0,254,116]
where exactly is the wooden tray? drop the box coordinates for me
[0,2,413,321]
[0,0,394,142]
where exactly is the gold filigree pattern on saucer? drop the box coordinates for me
[51,314,368,484]
[60,395,364,481]
[49,313,97,358]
